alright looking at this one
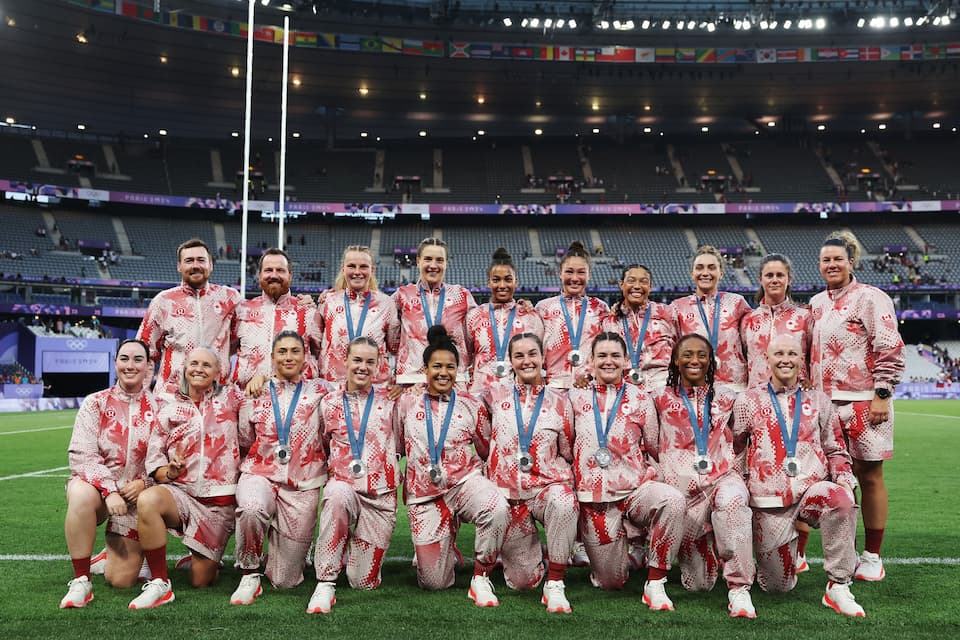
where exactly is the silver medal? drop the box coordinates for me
[494,360,510,378]
[568,350,583,367]
[714,355,721,370]
[628,368,643,385]
[518,451,533,473]
[349,458,366,478]
[593,447,612,468]
[428,464,443,485]
[783,457,800,477]
[276,445,291,465]
[693,455,712,475]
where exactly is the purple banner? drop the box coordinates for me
[0,397,84,413]
[41,350,111,373]
[0,383,42,399]
[894,382,960,400]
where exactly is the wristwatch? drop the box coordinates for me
[874,388,892,400]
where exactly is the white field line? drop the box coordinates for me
[0,466,69,481]
[897,412,960,420]
[0,425,72,436]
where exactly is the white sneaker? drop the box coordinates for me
[823,581,866,618]
[796,554,810,573]
[59,575,93,609]
[854,551,885,582]
[468,574,499,607]
[643,577,675,611]
[569,541,590,567]
[89,549,107,575]
[128,578,175,610]
[542,579,571,613]
[727,585,757,618]
[230,574,263,606]
[628,544,647,570]
[306,582,336,614]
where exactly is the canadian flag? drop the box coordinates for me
[557,46,572,61]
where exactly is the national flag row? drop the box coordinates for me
[74,1,960,64]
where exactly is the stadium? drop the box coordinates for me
[0,0,958,637]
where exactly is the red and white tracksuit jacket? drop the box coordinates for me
[137,282,241,394]
[672,292,751,391]
[232,293,322,388]
[317,289,400,386]
[466,301,544,394]
[536,294,609,389]
[740,298,813,389]
[393,282,476,385]
[602,300,680,391]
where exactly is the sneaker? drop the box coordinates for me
[822,581,866,618]
[89,549,107,575]
[727,585,757,619]
[175,554,193,571]
[229,574,263,606]
[306,582,337,614]
[628,544,647,570]
[854,551,885,582]
[128,578,175,610]
[643,577,675,611]
[796,554,810,573]
[468,574,499,607]
[137,559,152,583]
[542,580,572,613]
[59,576,93,609]
[569,542,590,567]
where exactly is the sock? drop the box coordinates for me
[243,568,259,575]
[72,557,91,579]
[647,567,667,582]
[864,528,884,555]
[797,529,810,556]
[546,561,566,582]
[144,546,168,581]
[473,559,497,577]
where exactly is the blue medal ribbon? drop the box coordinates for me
[489,303,519,362]
[514,386,546,454]
[343,390,376,462]
[767,384,803,459]
[695,294,722,352]
[622,305,653,371]
[269,381,303,448]
[591,384,627,450]
[344,291,372,341]
[678,386,711,456]
[559,296,589,352]
[419,284,446,328]
[424,391,457,466]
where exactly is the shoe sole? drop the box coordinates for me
[854,568,885,581]
[230,585,263,606]
[60,593,93,609]
[728,606,757,619]
[468,588,499,607]
[129,591,175,610]
[541,594,572,613]
[642,594,674,611]
[306,596,335,614]
[822,594,865,618]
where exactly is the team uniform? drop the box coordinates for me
[536,295,609,389]
[235,378,331,588]
[732,385,859,592]
[68,384,160,539]
[740,298,813,388]
[672,293,751,392]
[317,289,400,386]
[649,386,755,591]
[602,301,679,391]
[146,385,243,562]
[137,282,241,396]
[466,301,544,394]
[393,282,476,385]
[569,383,685,590]
[315,386,400,590]
[232,293,322,389]
[476,382,577,590]
[809,277,905,460]
[397,391,509,590]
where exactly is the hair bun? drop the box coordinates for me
[426,325,451,346]
[492,247,512,262]
[566,240,587,255]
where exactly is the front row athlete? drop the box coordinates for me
[733,334,865,617]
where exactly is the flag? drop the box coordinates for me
[338,34,361,51]
[635,47,655,63]
[423,40,444,57]
[655,48,675,63]
[880,46,899,61]
[838,47,860,61]
[574,48,596,62]
[297,32,319,47]
[797,48,812,62]
[470,43,492,58]
[402,39,423,55]
[360,37,381,53]
[380,37,402,54]
[253,26,276,43]
[491,44,511,59]
[449,42,470,58]
[120,1,157,21]
[735,48,756,63]
[597,46,634,63]
[557,46,573,61]
[230,22,243,37]
[536,46,555,61]
[209,19,228,34]
[946,43,960,58]
[816,47,838,61]
[676,48,696,63]
[901,44,922,60]
[512,46,535,59]
[715,48,736,63]
[924,45,944,60]
[757,48,776,63]
[776,48,798,63]
[318,33,336,49]
[860,46,881,61]
[696,49,716,63]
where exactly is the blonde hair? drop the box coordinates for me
[178,346,221,397]
[823,231,861,266]
[691,245,724,270]
[334,245,379,291]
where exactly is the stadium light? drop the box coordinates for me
[529,18,539,28]
[544,18,553,28]
[889,17,900,27]
[477,129,486,136]
[782,19,792,29]
[815,17,826,29]
[556,19,565,28]
[700,126,709,133]
[534,128,543,136]
[641,19,650,29]
[77,123,86,131]
[521,18,529,27]
[643,127,652,133]
[502,17,512,27]
[231,131,239,137]
[4,117,14,124]
[878,123,887,130]
[419,130,427,137]
[661,19,670,29]
[592,128,600,134]
[857,18,866,28]
[676,20,684,30]
[767,121,776,127]
[158,129,168,136]
[904,17,914,26]
[760,20,769,30]
[568,19,577,28]
[942,16,952,26]
[292,132,301,138]
[933,16,942,25]
[686,20,695,29]
[933,122,941,129]
[817,124,826,131]
[742,19,752,30]
[599,20,609,29]
[769,20,778,29]
[706,22,716,32]
[360,131,368,138]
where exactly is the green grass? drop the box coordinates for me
[1,401,959,639]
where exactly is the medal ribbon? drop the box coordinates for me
[513,386,546,454]
[489,303,519,362]
[695,294,722,352]
[559,296,589,352]
[419,285,446,328]
[424,391,457,466]
[622,305,653,371]
[678,386,711,456]
[343,390,376,462]
[269,381,303,448]
[344,291,372,341]
[767,384,803,459]
[591,384,627,449]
